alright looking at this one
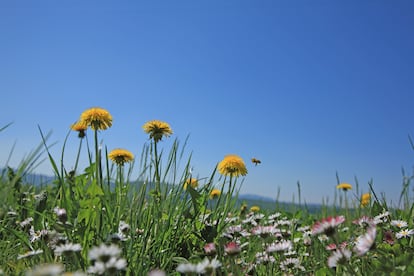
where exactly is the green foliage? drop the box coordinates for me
[1,121,414,275]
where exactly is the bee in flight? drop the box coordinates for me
[251,158,261,166]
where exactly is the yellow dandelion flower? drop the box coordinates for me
[80,107,112,130]
[184,178,198,190]
[71,121,87,138]
[218,154,248,177]
[336,183,352,191]
[209,189,221,199]
[250,206,260,212]
[360,193,371,207]
[108,148,134,166]
[142,120,173,143]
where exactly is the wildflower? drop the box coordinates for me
[108,149,134,166]
[142,120,173,143]
[183,178,198,190]
[203,243,217,256]
[88,244,122,263]
[360,193,371,207]
[251,225,280,238]
[373,210,390,224]
[195,258,221,274]
[354,225,376,256]
[311,216,345,236]
[391,220,408,228]
[54,243,82,256]
[17,249,43,260]
[383,230,395,245]
[209,189,221,199]
[18,217,34,231]
[224,241,241,256]
[280,257,305,272]
[327,249,352,268]
[218,154,248,177]
[80,107,112,130]
[256,252,276,264]
[396,229,414,239]
[266,240,293,253]
[118,221,131,235]
[53,207,67,223]
[353,216,375,228]
[148,269,166,276]
[336,183,352,191]
[250,206,260,212]
[25,263,64,276]
[176,263,197,274]
[103,257,127,274]
[71,121,87,138]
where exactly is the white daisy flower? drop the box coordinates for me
[54,243,82,256]
[390,220,408,228]
[354,226,376,256]
[266,240,293,253]
[328,249,352,268]
[396,229,414,239]
[88,243,122,263]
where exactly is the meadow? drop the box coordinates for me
[1,107,413,275]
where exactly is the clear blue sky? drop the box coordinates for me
[1,1,414,205]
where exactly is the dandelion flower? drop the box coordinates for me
[311,216,345,236]
[108,148,134,166]
[396,229,414,239]
[209,189,221,199]
[183,178,198,190]
[142,120,173,142]
[360,193,371,207]
[80,107,112,130]
[354,226,376,256]
[336,183,352,191]
[218,154,248,177]
[71,121,87,138]
[250,206,260,212]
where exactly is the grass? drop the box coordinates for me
[0,113,414,276]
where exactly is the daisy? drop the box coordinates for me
[354,226,376,256]
[17,249,43,260]
[373,210,390,224]
[390,220,408,228]
[54,243,82,256]
[25,264,63,276]
[328,249,352,268]
[311,216,345,236]
[203,243,217,256]
[396,229,414,239]
[280,257,305,272]
[255,252,276,264]
[88,244,121,263]
[195,257,221,274]
[224,241,241,256]
[266,240,293,253]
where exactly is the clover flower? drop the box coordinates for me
[80,107,112,130]
[218,154,248,177]
[142,120,173,143]
[108,148,134,166]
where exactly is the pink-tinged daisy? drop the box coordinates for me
[224,241,241,256]
[311,216,345,236]
[328,249,352,268]
[354,226,376,256]
[251,225,280,238]
[396,229,414,239]
[280,257,305,272]
[255,252,276,264]
[352,216,375,228]
[266,240,293,253]
[390,220,408,228]
[203,243,217,256]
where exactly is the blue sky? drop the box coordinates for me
[1,1,414,205]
